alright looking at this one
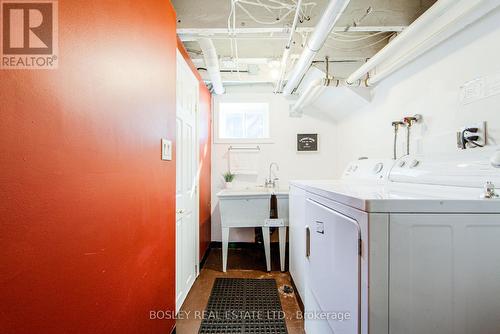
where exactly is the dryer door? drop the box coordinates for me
[306,198,361,334]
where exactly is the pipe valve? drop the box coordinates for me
[392,121,405,130]
[482,181,499,199]
[403,114,422,127]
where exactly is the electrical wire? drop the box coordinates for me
[237,0,292,10]
[329,31,388,42]
[225,0,320,88]
[461,129,485,148]
[234,0,316,25]
[323,33,395,51]
[227,0,237,74]
[236,3,294,25]
[256,0,275,14]
[468,141,484,148]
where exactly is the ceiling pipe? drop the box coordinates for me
[291,78,326,114]
[282,0,352,96]
[346,0,500,86]
[198,38,225,95]
[275,0,303,93]
[290,77,365,115]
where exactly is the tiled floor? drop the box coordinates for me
[176,246,305,334]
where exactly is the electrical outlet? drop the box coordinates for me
[457,121,487,149]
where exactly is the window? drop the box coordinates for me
[217,102,270,142]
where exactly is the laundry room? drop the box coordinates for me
[2,1,500,334]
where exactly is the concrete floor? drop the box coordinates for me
[176,246,305,334]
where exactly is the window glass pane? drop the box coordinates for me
[218,102,269,140]
[221,111,244,138]
[245,112,264,138]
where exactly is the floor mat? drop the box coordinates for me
[199,278,288,334]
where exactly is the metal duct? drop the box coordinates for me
[198,38,225,95]
[290,77,365,115]
[346,0,500,85]
[282,0,352,95]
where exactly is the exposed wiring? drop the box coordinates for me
[468,141,484,148]
[343,6,373,32]
[460,129,485,148]
[324,33,396,51]
[236,2,294,25]
[227,0,240,76]
[256,0,275,14]
[233,0,316,25]
[331,32,377,39]
[227,1,315,64]
[226,0,317,80]
[329,31,388,42]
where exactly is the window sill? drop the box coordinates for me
[214,138,274,144]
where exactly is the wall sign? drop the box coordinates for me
[297,134,318,152]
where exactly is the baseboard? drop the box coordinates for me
[289,276,304,313]
[199,246,211,270]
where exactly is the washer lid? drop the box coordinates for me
[297,149,500,213]
[299,180,500,213]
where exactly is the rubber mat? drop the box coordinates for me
[198,278,288,334]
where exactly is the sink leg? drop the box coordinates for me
[262,226,271,272]
[279,226,287,272]
[222,227,229,272]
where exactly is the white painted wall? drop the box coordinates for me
[333,7,500,175]
[210,7,500,242]
[211,88,338,242]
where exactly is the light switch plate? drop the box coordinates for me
[161,139,172,161]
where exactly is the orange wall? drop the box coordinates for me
[0,1,177,333]
[177,38,212,260]
[198,84,212,260]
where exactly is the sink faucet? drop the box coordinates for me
[265,162,279,188]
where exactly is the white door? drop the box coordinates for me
[176,50,199,312]
[306,198,361,334]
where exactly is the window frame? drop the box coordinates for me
[214,95,274,144]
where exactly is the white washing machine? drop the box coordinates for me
[290,149,500,334]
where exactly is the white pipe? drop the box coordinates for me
[291,77,365,114]
[178,26,407,36]
[285,0,303,49]
[292,78,325,111]
[282,0,352,95]
[275,48,290,92]
[346,0,500,85]
[198,38,225,95]
[275,0,302,93]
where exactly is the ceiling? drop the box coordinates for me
[173,0,437,85]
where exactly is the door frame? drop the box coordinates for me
[175,49,200,312]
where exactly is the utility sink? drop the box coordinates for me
[217,186,289,198]
[217,186,289,272]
